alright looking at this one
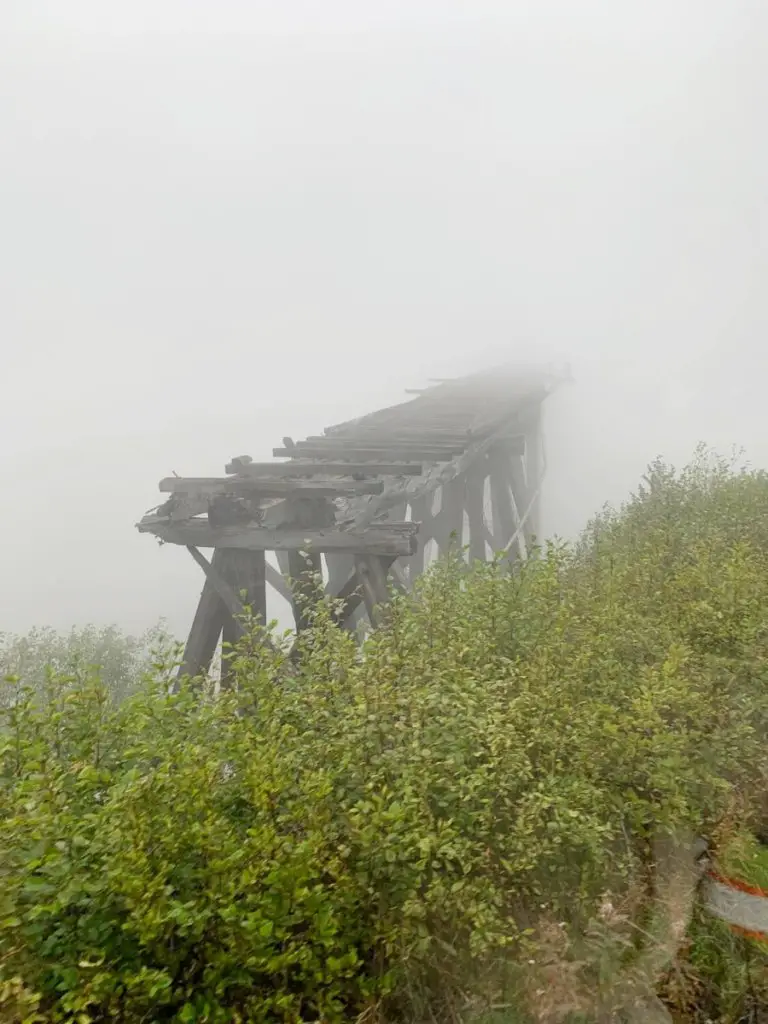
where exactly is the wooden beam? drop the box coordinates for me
[224,461,424,477]
[218,548,268,687]
[328,564,365,626]
[353,555,392,627]
[350,410,530,530]
[139,519,419,556]
[406,495,431,581]
[185,545,248,624]
[323,428,473,442]
[287,548,323,632]
[488,452,519,559]
[159,476,385,497]
[177,551,228,683]
[388,560,409,593]
[433,473,465,556]
[523,410,543,542]
[265,560,293,602]
[275,444,463,460]
[464,460,489,563]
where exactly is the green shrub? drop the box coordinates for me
[2,447,768,1022]
[0,623,176,708]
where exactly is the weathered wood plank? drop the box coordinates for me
[350,410,529,530]
[323,428,473,442]
[224,461,424,477]
[300,435,465,449]
[159,476,385,497]
[274,444,462,460]
[138,519,419,556]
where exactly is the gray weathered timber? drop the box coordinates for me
[523,408,543,542]
[350,409,528,530]
[264,560,293,602]
[159,476,385,497]
[353,555,392,627]
[300,436,467,452]
[273,445,462,460]
[185,545,249,625]
[433,474,465,556]
[224,461,424,477]
[287,549,323,631]
[406,495,431,580]
[140,363,566,685]
[218,548,268,687]
[323,427,473,442]
[465,461,489,562]
[488,451,519,558]
[178,551,228,682]
[139,519,419,556]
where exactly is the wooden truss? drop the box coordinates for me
[136,364,566,681]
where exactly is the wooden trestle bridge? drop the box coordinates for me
[137,364,567,680]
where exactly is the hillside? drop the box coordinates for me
[2,448,768,1022]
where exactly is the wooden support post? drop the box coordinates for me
[328,565,365,627]
[433,473,465,557]
[265,560,293,603]
[178,549,228,684]
[353,555,392,628]
[281,496,334,633]
[380,501,409,588]
[327,555,397,628]
[388,561,409,594]
[406,496,431,583]
[464,459,489,563]
[288,549,323,632]
[488,451,520,562]
[523,409,543,544]
[219,548,267,688]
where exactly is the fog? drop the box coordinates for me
[1,0,766,641]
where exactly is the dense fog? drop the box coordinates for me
[1,0,766,640]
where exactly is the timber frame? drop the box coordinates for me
[137,364,568,681]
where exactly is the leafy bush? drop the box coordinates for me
[0,623,177,708]
[2,448,768,1022]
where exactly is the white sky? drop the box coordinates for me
[1,0,766,639]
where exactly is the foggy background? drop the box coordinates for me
[1,0,766,641]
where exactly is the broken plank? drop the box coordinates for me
[224,461,423,477]
[138,519,420,557]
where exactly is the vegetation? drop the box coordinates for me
[2,448,768,1022]
[0,623,175,708]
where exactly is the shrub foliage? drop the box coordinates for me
[2,448,768,1022]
